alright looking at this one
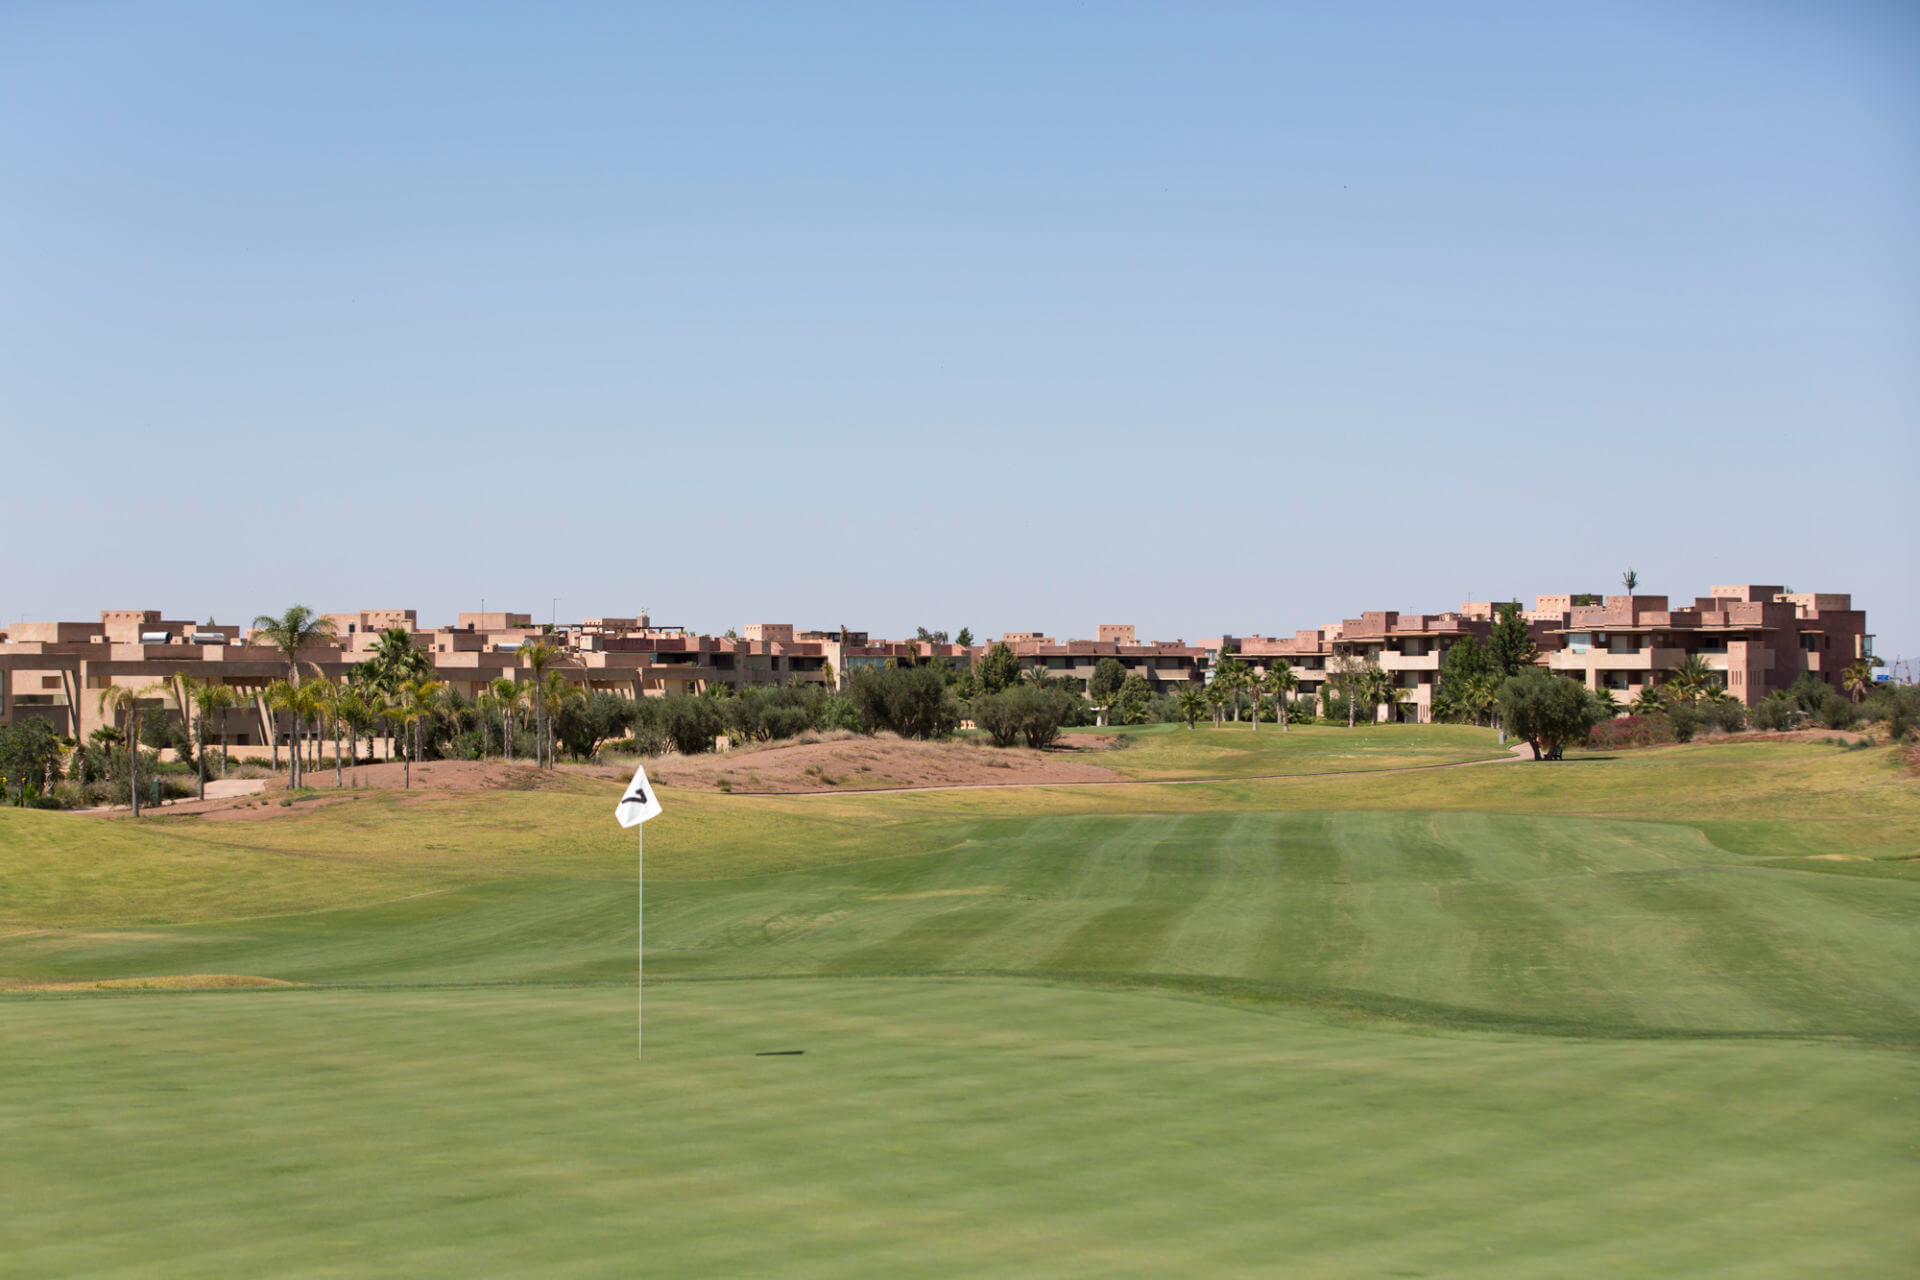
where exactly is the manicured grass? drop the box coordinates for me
[1073,720,1508,779]
[5,981,1914,1279]
[4,732,1917,1274]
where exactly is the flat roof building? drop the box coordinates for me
[0,587,1874,743]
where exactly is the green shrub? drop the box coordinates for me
[1142,694,1184,725]
[1750,695,1797,732]
[1785,674,1830,714]
[1701,700,1747,734]
[971,686,1075,749]
[971,691,1025,747]
[848,666,960,741]
[817,695,866,734]
[1818,691,1861,731]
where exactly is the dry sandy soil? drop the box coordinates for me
[110,739,1119,817]
[645,733,1122,793]
[109,760,566,821]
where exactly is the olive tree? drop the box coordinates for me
[1497,671,1600,760]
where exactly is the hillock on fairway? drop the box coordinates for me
[4,724,1917,1276]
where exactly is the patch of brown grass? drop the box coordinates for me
[0,973,299,992]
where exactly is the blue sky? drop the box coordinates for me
[4,2,1914,661]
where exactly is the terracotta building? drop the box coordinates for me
[0,587,1875,742]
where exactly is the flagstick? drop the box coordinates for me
[645,821,652,1059]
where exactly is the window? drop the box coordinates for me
[41,676,60,689]
[1800,634,1819,652]
[1567,632,1592,654]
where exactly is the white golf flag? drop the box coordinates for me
[615,762,664,828]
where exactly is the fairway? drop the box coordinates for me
[5,726,1918,1276]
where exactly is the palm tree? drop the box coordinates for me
[95,682,167,815]
[1330,654,1371,728]
[1175,687,1206,729]
[485,677,525,761]
[1464,672,1500,728]
[409,677,448,774]
[541,670,585,764]
[370,627,427,688]
[263,680,299,786]
[390,677,445,789]
[250,605,337,684]
[1621,568,1639,593]
[386,694,420,790]
[293,681,330,782]
[168,673,197,741]
[169,673,202,784]
[338,690,374,772]
[1667,654,1713,704]
[187,680,240,799]
[1264,661,1298,732]
[302,680,344,786]
[1841,659,1875,703]
[1215,658,1252,723]
[1631,686,1665,716]
[89,726,122,781]
[1592,687,1621,720]
[1204,680,1229,727]
[518,641,576,768]
[250,607,338,778]
[1362,667,1402,725]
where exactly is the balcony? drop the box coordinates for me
[1549,647,1685,673]
[1378,651,1440,670]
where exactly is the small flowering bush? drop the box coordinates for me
[1586,714,1678,750]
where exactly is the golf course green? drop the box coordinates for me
[4,725,1916,1276]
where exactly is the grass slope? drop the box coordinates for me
[1076,720,1508,779]
[4,728,1917,1275]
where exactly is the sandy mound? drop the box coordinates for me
[647,733,1121,793]
[305,760,560,792]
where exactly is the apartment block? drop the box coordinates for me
[1223,585,1870,723]
[0,587,1874,743]
[1543,585,1869,705]
[993,628,1205,693]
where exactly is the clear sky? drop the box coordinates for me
[4,2,1915,662]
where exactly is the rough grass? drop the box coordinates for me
[3,731,1917,1275]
